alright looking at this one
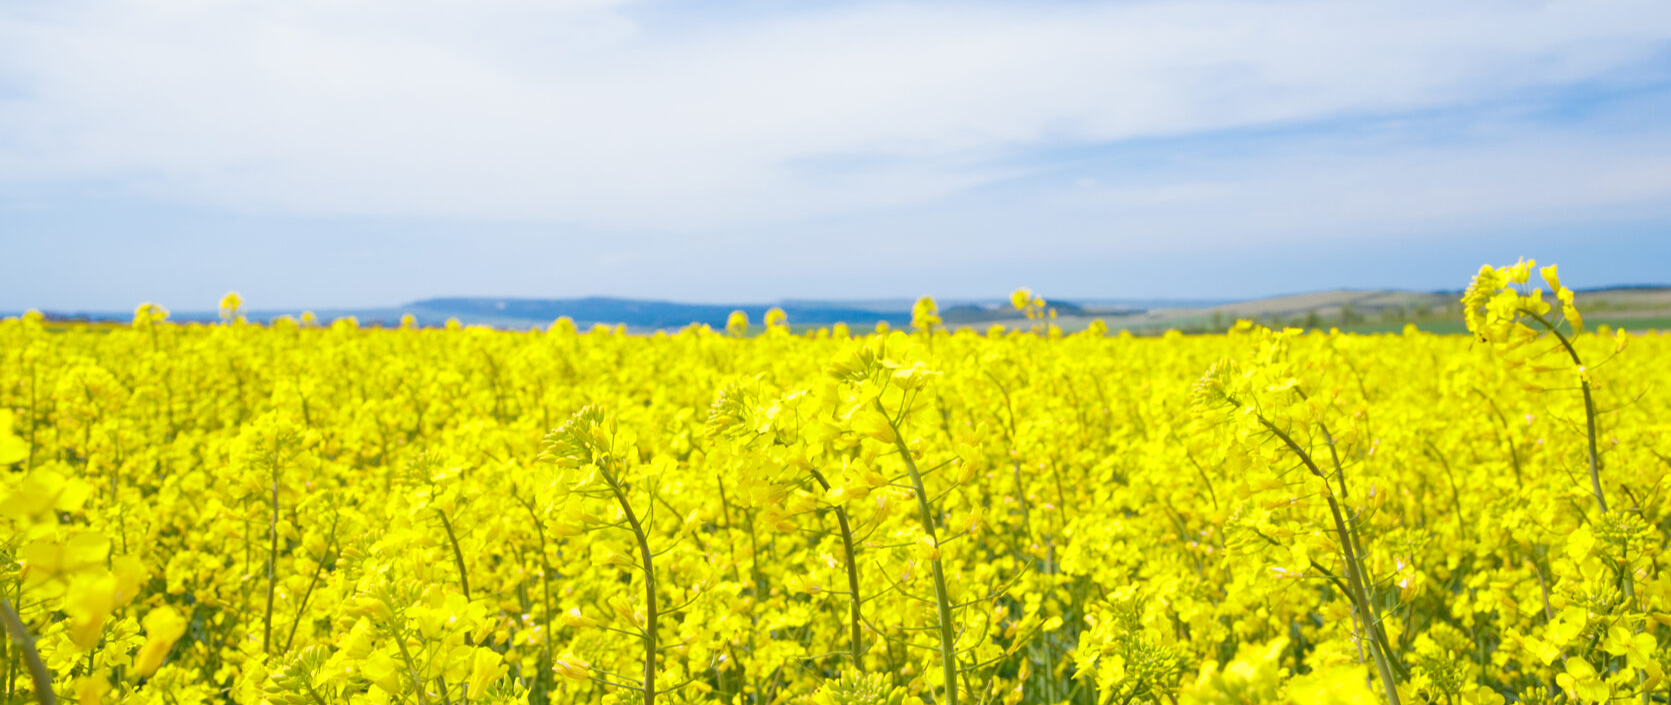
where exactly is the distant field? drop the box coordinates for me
[1325,317,1671,335]
[16,286,1670,336]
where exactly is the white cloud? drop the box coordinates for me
[1035,123,1671,246]
[0,0,1669,230]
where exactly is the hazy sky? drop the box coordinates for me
[3,0,1670,311]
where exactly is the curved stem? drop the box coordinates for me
[393,624,434,705]
[879,400,958,705]
[438,512,471,601]
[1522,313,1636,620]
[0,598,54,705]
[264,438,280,656]
[808,468,865,671]
[283,518,338,653]
[1259,418,1401,705]
[517,496,556,705]
[1420,440,1471,543]
[1311,416,1372,579]
[605,466,657,705]
[1579,379,1606,514]
[1523,313,1606,513]
[1470,388,1523,489]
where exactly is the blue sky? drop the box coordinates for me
[2,0,1670,311]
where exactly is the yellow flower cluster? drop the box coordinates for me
[0,273,1667,705]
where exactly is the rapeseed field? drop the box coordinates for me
[1,261,1666,705]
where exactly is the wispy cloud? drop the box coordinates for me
[2,0,1670,310]
[2,0,1669,230]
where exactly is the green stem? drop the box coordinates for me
[604,465,657,705]
[264,437,280,656]
[393,624,434,705]
[1524,314,1638,636]
[879,400,958,705]
[438,511,471,601]
[809,468,865,671]
[1420,440,1471,543]
[516,496,556,705]
[1470,389,1523,489]
[1523,313,1606,513]
[0,598,53,705]
[1259,418,1401,705]
[283,516,339,653]
[1579,379,1607,514]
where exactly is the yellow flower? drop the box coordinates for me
[914,534,940,562]
[134,605,188,676]
[912,296,942,330]
[848,408,897,444]
[1555,657,1610,704]
[727,310,750,337]
[112,554,148,605]
[1540,263,1563,294]
[20,532,107,582]
[219,291,243,320]
[1602,625,1657,669]
[466,646,506,696]
[132,302,170,328]
[360,649,405,693]
[561,607,599,629]
[553,654,591,681]
[0,410,27,465]
[1287,665,1378,704]
[1559,287,1583,331]
[891,362,939,391]
[74,675,110,705]
[64,573,120,648]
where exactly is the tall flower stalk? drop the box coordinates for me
[540,407,664,705]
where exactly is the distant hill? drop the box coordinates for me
[940,300,1090,325]
[12,286,1669,333]
[406,297,905,329]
